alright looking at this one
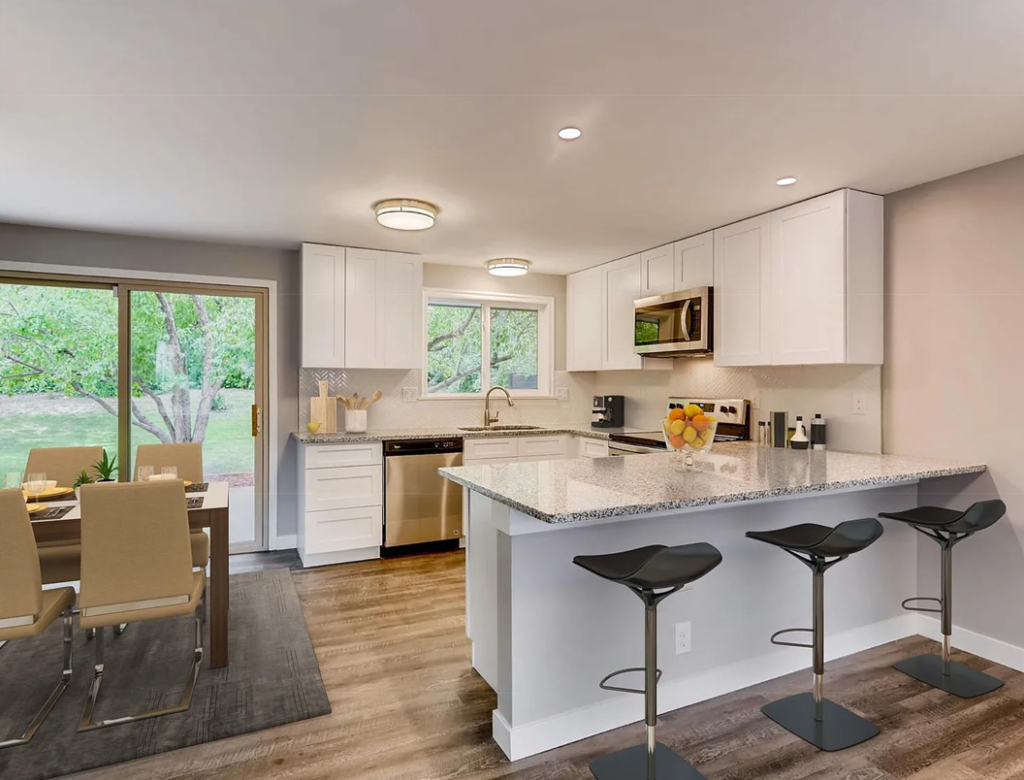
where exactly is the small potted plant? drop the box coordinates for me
[92,451,118,483]
[74,469,95,498]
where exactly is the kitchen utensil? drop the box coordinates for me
[368,390,383,407]
[351,392,361,410]
[337,394,350,410]
[310,380,338,433]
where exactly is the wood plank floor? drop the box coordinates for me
[67,550,1024,780]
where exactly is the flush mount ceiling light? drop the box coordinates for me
[776,176,799,186]
[373,199,438,230]
[557,127,582,140]
[486,258,532,277]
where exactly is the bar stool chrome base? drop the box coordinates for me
[591,743,706,780]
[894,654,1003,699]
[762,693,879,752]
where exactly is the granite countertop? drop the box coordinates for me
[291,425,634,444]
[438,443,987,524]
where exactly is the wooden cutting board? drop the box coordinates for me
[309,380,338,433]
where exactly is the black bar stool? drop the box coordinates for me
[574,543,722,780]
[746,518,884,751]
[879,499,1006,698]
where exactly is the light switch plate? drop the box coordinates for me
[555,387,568,401]
[402,387,417,402]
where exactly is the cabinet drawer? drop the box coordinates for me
[464,438,518,461]
[578,438,610,458]
[305,506,382,554]
[517,435,568,458]
[305,465,382,511]
[305,442,382,470]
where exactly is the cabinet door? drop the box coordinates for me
[771,191,846,365]
[301,244,346,368]
[344,248,387,368]
[566,266,603,371]
[639,244,674,297]
[304,465,383,511]
[674,231,714,291]
[602,254,643,370]
[713,216,771,366]
[383,252,424,369]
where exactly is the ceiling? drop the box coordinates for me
[2,1,1024,275]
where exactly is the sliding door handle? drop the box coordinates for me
[252,404,262,437]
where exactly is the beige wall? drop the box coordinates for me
[884,153,1024,649]
[424,263,567,371]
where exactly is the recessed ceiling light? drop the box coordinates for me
[374,199,438,230]
[486,258,531,277]
[776,176,799,186]
[557,127,582,141]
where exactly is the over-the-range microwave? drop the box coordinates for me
[633,286,712,357]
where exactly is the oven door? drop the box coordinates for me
[633,287,711,355]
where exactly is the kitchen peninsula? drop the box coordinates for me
[439,444,986,760]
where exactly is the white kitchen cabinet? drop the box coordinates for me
[713,215,773,367]
[516,435,569,458]
[639,244,675,297]
[300,244,346,368]
[771,189,883,365]
[298,442,383,567]
[300,243,422,369]
[674,231,714,291]
[577,437,609,458]
[602,254,643,371]
[566,266,603,371]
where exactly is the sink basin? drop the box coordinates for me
[458,425,545,432]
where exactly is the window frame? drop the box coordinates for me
[421,288,554,399]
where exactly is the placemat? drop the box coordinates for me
[184,482,209,493]
[187,496,205,509]
[32,505,74,521]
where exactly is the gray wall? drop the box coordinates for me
[884,153,1024,649]
[0,222,301,541]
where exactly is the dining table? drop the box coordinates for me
[28,481,232,669]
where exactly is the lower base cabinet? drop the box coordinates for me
[298,442,383,567]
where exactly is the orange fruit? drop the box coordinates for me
[692,414,709,432]
[668,408,686,422]
[669,434,686,449]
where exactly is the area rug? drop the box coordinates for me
[0,569,331,780]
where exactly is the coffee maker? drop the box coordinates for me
[592,395,625,429]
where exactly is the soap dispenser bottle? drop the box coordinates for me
[790,415,810,450]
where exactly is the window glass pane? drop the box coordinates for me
[0,283,119,482]
[490,308,539,390]
[427,302,482,394]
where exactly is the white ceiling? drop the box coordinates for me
[2,1,1024,274]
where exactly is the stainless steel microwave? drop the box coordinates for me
[633,286,712,357]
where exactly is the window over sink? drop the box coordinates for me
[422,290,553,398]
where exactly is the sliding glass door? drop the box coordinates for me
[0,273,268,553]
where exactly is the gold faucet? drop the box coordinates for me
[484,386,514,428]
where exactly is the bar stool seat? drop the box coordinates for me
[747,518,883,752]
[574,543,722,780]
[879,499,1006,698]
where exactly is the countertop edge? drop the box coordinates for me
[291,427,612,444]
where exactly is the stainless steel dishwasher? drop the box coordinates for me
[383,437,463,550]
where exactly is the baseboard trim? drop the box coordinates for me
[298,546,380,568]
[271,534,297,551]
[917,615,1024,674]
[492,613,918,761]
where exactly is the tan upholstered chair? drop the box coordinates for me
[134,443,210,570]
[78,481,205,731]
[0,489,76,749]
[25,446,105,586]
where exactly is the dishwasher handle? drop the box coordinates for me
[384,438,463,456]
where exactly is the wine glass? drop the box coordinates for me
[161,466,178,480]
[3,471,22,490]
[25,472,47,501]
[137,465,155,482]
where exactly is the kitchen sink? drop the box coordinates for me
[458,425,545,432]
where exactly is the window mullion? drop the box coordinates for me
[481,302,491,392]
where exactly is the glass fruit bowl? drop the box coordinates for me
[663,405,718,454]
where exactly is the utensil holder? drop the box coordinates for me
[345,409,367,433]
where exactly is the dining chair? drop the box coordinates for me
[0,489,76,749]
[134,443,210,573]
[25,446,105,587]
[77,481,205,731]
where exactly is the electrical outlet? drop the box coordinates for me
[402,387,417,403]
[852,392,868,415]
[675,621,692,655]
[749,390,761,410]
[555,387,568,401]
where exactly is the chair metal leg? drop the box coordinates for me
[113,623,128,636]
[0,640,6,652]
[0,608,74,750]
[762,564,879,751]
[895,542,1004,698]
[78,605,204,732]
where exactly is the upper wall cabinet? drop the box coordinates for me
[602,254,644,371]
[301,243,423,369]
[674,231,714,291]
[713,189,883,367]
[566,265,603,371]
[639,244,674,297]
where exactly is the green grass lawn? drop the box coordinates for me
[0,390,255,480]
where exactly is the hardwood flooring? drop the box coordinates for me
[67,551,1024,780]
